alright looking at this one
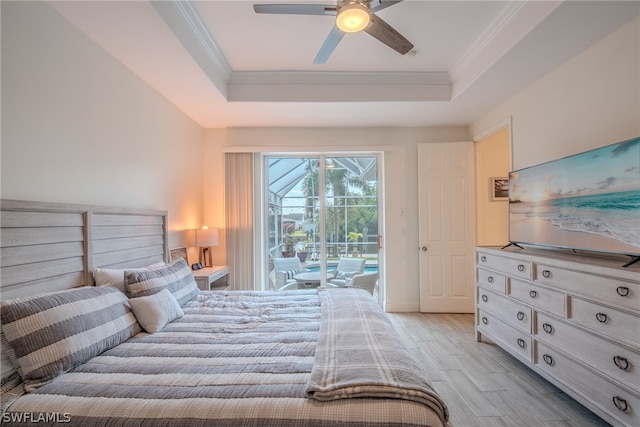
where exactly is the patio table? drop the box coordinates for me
[293,271,336,289]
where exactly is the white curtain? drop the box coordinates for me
[224,153,254,290]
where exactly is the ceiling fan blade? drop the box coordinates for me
[253,4,337,16]
[314,25,345,64]
[370,0,403,13]
[364,13,413,55]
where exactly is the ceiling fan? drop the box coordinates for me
[253,0,414,64]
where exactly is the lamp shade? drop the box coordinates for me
[336,1,370,33]
[196,227,219,247]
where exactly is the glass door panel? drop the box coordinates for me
[266,156,321,289]
[324,156,378,269]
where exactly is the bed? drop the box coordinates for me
[0,200,448,427]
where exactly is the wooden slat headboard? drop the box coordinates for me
[0,199,168,300]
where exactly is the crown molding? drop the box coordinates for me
[228,71,451,102]
[151,0,232,98]
[230,71,451,85]
[473,117,512,142]
[449,0,563,100]
[223,145,394,153]
[152,0,451,103]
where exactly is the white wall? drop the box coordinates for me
[202,129,227,266]
[1,2,205,248]
[471,16,640,169]
[204,126,470,311]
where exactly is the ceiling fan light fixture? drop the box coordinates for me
[336,1,370,33]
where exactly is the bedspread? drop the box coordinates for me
[2,290,447,427]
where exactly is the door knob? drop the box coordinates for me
[420,246,428,252]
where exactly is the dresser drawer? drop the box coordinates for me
[477,251,532,280]
[478,288,531,333]
[535,263,639,313]
[536,311,640,393]
[535,341,640,427]
[477,268,506,294]
[568,297,640,348]
[509,279,565,317]
[478,310,532,363]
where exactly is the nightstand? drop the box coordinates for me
[191,266,230,291]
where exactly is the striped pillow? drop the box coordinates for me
[124,259,199,306]
[0,286,140,391]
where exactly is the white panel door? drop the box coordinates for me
[418,142,476,313]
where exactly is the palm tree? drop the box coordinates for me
[300,158,377,254]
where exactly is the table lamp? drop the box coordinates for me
[195,227,219,268]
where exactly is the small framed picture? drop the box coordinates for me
[170,246,188,264]
[491,177,509,201]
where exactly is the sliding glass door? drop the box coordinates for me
[265,155,379,292]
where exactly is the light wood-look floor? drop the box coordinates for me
[386,313,610,427]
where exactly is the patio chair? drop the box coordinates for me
[273,257,310,291]
[348,272,378,296]
[327,258,366,287]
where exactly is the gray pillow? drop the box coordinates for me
[0,286,140,391]
[124,259,199,306]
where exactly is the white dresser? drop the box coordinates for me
[475,246,639,426]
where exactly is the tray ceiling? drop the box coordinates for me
[49,1,639,128]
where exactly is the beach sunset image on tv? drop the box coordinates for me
[508,137,640,256]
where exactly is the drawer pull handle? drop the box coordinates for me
[516,311,525,321]
[481,317,488,325]
[481,294,488,302]
[613,356,629,371]
[517,264,525,272]
[613,396,629,412]
[487,276,494,283]
[542,323,554,334]
[596,312,608,323]
[616,286,630,297]
[480,256,487,263]
[529,290,537,298]
[542,354,554,366]
[516,338,526,349]
[542,269,551,278]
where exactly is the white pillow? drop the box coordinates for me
[94,261,166,292]
[129,288,184,333]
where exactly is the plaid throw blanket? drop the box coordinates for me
[307,288,449,424]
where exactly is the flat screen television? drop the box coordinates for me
[507,137,640,267]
